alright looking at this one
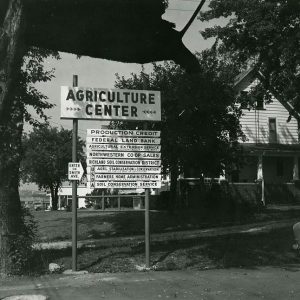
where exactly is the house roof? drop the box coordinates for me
[234,68,300,121]
[233,67,256,91]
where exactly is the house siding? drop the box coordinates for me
[240,96,299,145]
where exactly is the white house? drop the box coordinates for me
[231,68,300,204]
[48,184,93,209]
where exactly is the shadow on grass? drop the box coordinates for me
[34,208,300,243]
[28,226,300,274]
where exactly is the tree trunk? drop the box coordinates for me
[0,141,23,275]
[0,0,25,276]
[169,162,179,213]
[50,185,58,211]
[0,96,24,275]
[53,184,59,211]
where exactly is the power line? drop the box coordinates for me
[166,8,199,11]
[172,0,202,2]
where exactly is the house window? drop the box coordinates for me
[256,98,264,110]
[240,91,248,109]
[269,118,277,143]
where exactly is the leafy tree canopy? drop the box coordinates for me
[114,59,244,179]
[1,47,60,170]
[20,47,60,125]
[0,46,60,274]
[200,0,300,110]
[21,126,85,210]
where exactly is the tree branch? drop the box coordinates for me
[180,0,206,38]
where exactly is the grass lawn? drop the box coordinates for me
[33,209,231,242]
[33,207,300,242]
[27,207,300,274]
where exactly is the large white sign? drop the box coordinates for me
[86,136,160,145]
[86,129,162,189]
[87,181,162,189]
[61,87,161,121]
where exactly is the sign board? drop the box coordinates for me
[86,137,160,145]
[87,159,161,166]
[87,129,160,137]
[87,144,161,152]
[87,151,161,159]
[87,166,161,174]
[61,87,161,121]
[86,129,162,189]
[68,162,84,181]
[87,174,161,181]
[87,181,161,189]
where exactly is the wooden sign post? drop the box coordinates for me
[72,75,78,271]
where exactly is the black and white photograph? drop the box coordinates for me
[1,0,300,299]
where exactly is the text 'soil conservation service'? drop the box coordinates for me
[86,129,162,189]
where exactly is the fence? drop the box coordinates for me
[177,179,300,208]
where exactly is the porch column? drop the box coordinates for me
[293,156,299,180]
[257,154,265,205]
[58,195,61,210]
[257,155,263,180]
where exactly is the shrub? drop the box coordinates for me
[9,207,37,274]
[199,182,258,223]
[155,191,171,210]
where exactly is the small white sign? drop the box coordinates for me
[87,166,161,174]
[87,129,160,137]
[87,181,162,189]
[87,159,161,166]
[87,151,161,159]
[68,162,84,181]
[61,87,161,121]
[86,143,161,152]
[86,136,160,145]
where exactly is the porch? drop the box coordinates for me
[230,144,300,204]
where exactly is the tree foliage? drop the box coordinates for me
[0,46,59,275]
[20,47,60,125]
[113,60,244,208]
[200,0,300,110]
[21,126,85,210]
[1,47,60,172]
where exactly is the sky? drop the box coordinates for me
[26,0,226,138]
